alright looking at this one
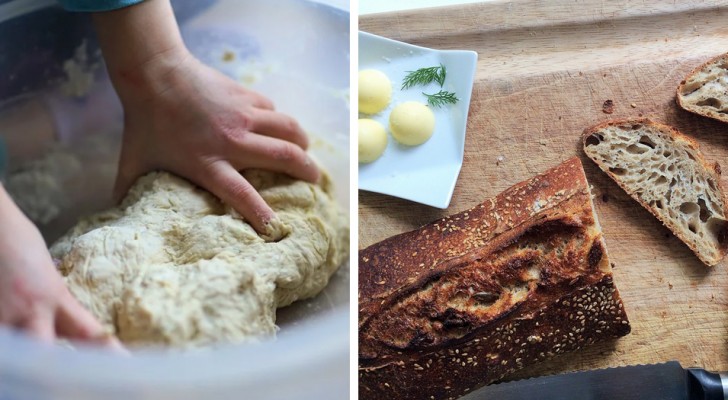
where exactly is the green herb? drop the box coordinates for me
[401,64,446,89]
[423,90,459,108]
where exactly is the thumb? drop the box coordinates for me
[113,146,144,204]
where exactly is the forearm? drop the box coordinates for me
[93,0,188,100]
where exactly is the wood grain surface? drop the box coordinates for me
[359,0,728,381]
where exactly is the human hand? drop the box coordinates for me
[0,186,123,348]
[113,54,319,234]
[94,0,319,235]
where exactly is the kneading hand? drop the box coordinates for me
[94,0,319,235]
[0,186,123,348]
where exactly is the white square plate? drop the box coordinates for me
[358,31,477,209]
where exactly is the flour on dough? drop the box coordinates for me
[50,170,349,347]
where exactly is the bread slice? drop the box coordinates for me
[677,53,728,123]
[359,158,631,400]
[582,119,728,266]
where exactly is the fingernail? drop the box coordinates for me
[305,155,322,183]
[257,210,275,226]
[260,214,290,242]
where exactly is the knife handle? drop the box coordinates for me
[686,368,726,400]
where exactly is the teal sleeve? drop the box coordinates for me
[57,0,145,12]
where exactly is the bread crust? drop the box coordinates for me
[582,118,728,266]
[676,52,728,123]
[358,157,630,400]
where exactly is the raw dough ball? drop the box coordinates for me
[50,170,349,347]
[358,119,387,163]
[389,101,435,146]
[359,69,392,114]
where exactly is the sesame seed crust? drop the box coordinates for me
[358,158,631,400]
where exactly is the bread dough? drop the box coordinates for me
[50,170,349,347]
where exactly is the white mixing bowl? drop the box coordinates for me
[0,1,350,399]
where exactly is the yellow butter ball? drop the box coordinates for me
[358,119,388,163]
[389,101,435,146]
[359,70,392,115]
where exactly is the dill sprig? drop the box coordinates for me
[401,64,446,89]
[423,90,459,108]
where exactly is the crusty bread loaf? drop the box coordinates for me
[677,53,728,123]
[582,119,728,266]
[358,158,631,400]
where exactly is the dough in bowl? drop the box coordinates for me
[50,170,349,347]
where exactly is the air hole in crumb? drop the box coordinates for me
[680,202,699,215]
[632,124,642,130]
[666,179,676,204]
[609,167,627,176]
[708,179,717,191]
[680,81,702,95]
[707,218,728,244]
[638,136,656,149]
[697,198,712,222]
[626,144,649,154]
[687,152,696,162]
[663,151,672,157]
[585,134,602,147]
[688,223,697,233]
[655,175,668,185]
[696,97,722,109]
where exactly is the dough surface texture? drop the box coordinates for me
[50,170,349,347]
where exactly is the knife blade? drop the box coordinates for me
[459,361,727,400]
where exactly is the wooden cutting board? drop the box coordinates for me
[359,0,728,380]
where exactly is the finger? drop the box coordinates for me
[83,333,130,355]
[21,307,55,343]
[243,90,275,111]
[205,162,275,234]
[56,297,127,353]
[55,292,108,341]
[249,110,309,149]
[84,333,128,354]
[232,135,320,183]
